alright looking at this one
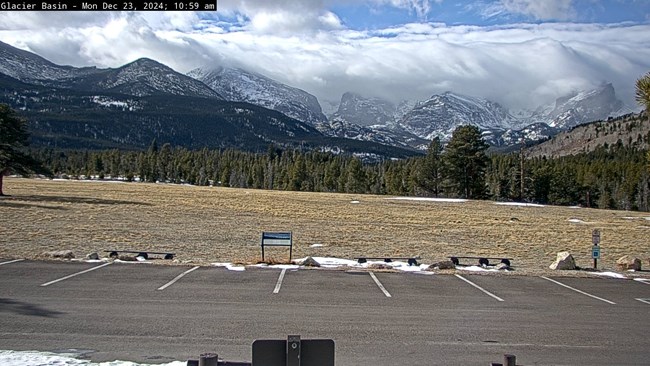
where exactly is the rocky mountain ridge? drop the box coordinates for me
[525,112,649,158]
[188,66,327,126]
[324,84,636,149]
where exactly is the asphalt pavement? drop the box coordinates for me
[0,260,648,365]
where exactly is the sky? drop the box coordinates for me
[1,0,650,111]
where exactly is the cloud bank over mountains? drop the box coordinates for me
[0,0,648,111]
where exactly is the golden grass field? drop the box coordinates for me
[1,177,649,274]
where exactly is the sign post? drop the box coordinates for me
[592,229,601,269]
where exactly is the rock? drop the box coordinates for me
[616,255,642,271]
[118,255,137,261]
[549,251,576,270]
[369,263,392,270]
[43,250,75,259]
[300,256,321,267]
[427,260,455,270]
[496,263,511,271]
[86,252,99,260]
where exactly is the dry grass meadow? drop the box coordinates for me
[1,177,649,274]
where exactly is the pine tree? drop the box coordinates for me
[636,71,650,114]
[0,104,48,195]
[417,137,443,196]
[443,126,489,199]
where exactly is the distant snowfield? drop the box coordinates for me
[0,350,185,366]
[387,197,468,203]
[494,202,545,208]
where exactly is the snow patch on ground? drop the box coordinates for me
[387,197,467,203]
[254,263,300,270]
[309,244,324,248]
[591,271,627,279]
[568,218,588,224]
[212,262,246,271]
[494,202,545,207]
[0,350,185,366]
[113,259,152,264]
[350,200,360,204]
[457,265,502,272]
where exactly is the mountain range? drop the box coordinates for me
[320,84,635,150]
[0,41,417,159]
[0,40,638,156]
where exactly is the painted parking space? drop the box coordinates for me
[41,262,113,287]
[33,262,196,298]
[546,277,650,307]
[375,272,507,309]
[276,269,396,306]
[152,266,283,303]
[0,261,107,288]
[0,259,24,266]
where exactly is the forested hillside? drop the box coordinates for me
[526,112,649,158]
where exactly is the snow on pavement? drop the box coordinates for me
[591,271,627,279]
[212,263,246,271]
[0,350,185,366]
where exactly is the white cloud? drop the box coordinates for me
[484,0,577,20]
[496,0,576,21]
[0,7,649,112]
[375,0,440,18]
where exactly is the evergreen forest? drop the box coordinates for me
[29,128,650,212]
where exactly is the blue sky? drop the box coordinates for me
[0,0,649,110]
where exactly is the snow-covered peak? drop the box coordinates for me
[398,91,521,140]
[188,66,327,126]
[0,40,99,82]
[334,92,396,127]
[86,58,223,98]
[0,42,222,99]
[544,83,628,129]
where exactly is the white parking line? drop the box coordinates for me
[634,278,650,285]
[541,276,616,305]
[0,259,24,266]
[454,274,504,302]
[157,266,200,291]
[369,272,392,298]
[273,268,287,294]
[40,262,113,287]
[636,298,650,305]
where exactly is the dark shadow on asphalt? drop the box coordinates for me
[0,298,65,318]
[0,194,151,206]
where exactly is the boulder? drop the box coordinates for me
[427,260,456,270]
[118,255,137,261]
[616,255,642,271]
[549,251,576,270]
[42,250,75,259]
[496,263,511,271]
[86,252,99,260]
[300,256,321,267]
[369,263,392,270]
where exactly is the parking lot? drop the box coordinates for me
[0,259,649,365]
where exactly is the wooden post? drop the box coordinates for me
[199,353,219,366]
[504,354,516,366]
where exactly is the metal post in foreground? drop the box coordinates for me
[199,353,219,366]
[504,354,516,366]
